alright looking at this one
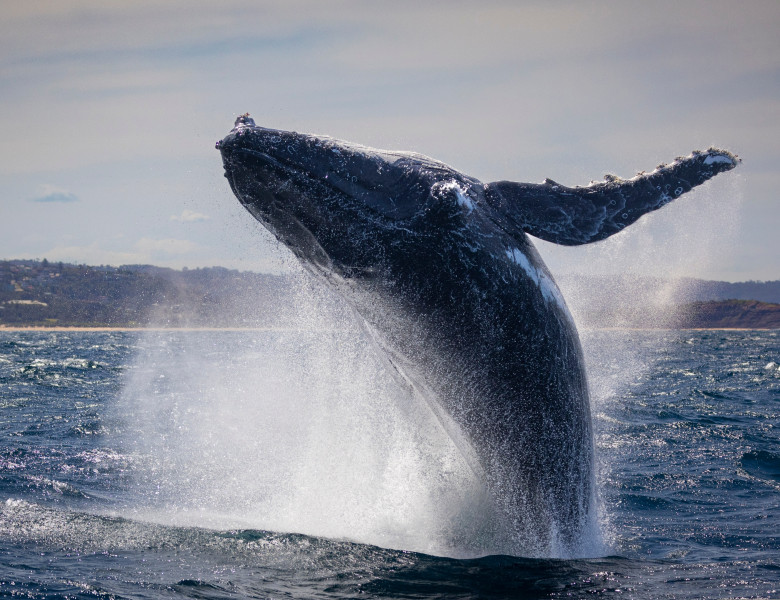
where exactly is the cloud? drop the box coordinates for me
[3,2,777,280]
[133,237,199,256]
[23,236,292,273]
[35,237,200,268]
[30,184,79,203]
[34,242,149,266]
[170,209,210,222]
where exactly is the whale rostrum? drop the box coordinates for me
[217,114,738,555]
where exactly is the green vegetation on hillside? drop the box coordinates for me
[0,259,291,327]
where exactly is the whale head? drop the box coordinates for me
[217,114,483,279]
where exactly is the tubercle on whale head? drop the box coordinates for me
[233,113,255,130]
[214,114,264,150]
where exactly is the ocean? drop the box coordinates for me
[0,328,777,599]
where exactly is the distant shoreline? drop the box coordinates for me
[3,259,779,330]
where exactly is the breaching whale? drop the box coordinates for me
[216,114,738,555]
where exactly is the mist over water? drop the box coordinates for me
[546,176,744,325]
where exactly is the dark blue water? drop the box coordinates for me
[0,329,777,599]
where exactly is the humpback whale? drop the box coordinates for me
[216,114,738,555]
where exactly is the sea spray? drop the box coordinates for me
[117,271,499,557]
[543,177,745,553]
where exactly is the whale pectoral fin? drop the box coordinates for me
[485,148,739,246]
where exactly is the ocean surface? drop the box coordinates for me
[0,328,777,599]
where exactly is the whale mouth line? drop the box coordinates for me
[229,147,331,193]
[231,147,287,171]
[224,147,309,210]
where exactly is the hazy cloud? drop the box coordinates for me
[43,245,142,266]
[171,209,210,223]
[30,184,78,203]
[37,237,202,267]
[134,237,199,256]
[2,1,778,279]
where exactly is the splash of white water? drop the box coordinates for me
[118,272,504,558]
[540,176,744,551]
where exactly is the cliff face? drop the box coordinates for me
[676,300,780,329]
[573,300,780,329]
[557,275,780,305]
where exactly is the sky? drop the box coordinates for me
[1,1,778,282]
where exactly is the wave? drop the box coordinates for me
[740,450,780,483]
[0,498,633,599]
